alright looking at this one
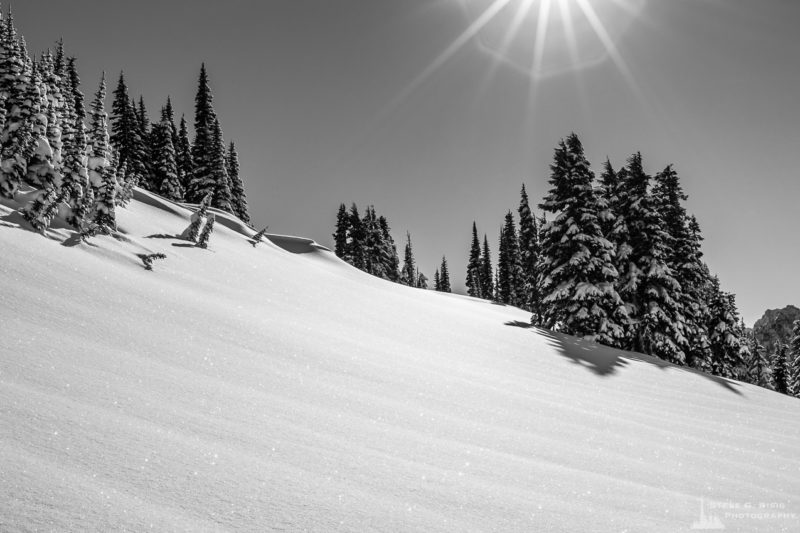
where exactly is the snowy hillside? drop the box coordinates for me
[1,190,798,532]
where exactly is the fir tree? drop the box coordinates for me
[434,269,441,291]
[333,203,349,258]
[183,192,213,242]
[151,116,182,201]
[346,203,366,269]
[466,221,482,297]
[537,134,626,345]
[110,72,147,188]
[87,73,111,195]
[66,57,84,121]
[187,63,217,203]
[771,341,788,394]
[176,115,193,191]
[0,13,31,198]
[496,211,522,306]
[706,276,744,378]
[615,153,686,362]
[197,213,215,249]
[226,141,249,223]
[480,234,494,301]
[745,332,769,388]
[518,184,542,317]
[416,269,428,290]
[208,118,232,212]
[439,256,451,293]
[61,115,90,229]
[400,232,415,286]
[788,320,800,397]
[92,159,118,233]
[378,215,400,282]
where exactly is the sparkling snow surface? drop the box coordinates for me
[1,190,798,532]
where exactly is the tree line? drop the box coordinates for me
[0,10,250,237]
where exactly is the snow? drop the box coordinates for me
[1,189,799,532]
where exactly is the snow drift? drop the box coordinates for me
[1,190,798,532]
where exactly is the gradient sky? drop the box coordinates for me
[15,0,800,325]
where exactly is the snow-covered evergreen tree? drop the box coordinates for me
[333,203,349,258]
[439,256,451,293]
[706,276,744,378]
[400,232,415,286]
[378,215,400,283]
[226,141,249,224]
[176,115,193,192]
[206,117,231,212]
[771,341,788,394]
[615,153,686,362]
[346,203,366,270]
[434,269,441,291]
[788,320,800,397]
[61,114,90,229]
[183,192,213,242]
[466,221,482,297]
[415,269,428,290]
[497,212,522,306]
[196,212,215,249]
[86,73,111,195]
[187,64,217,203]
[110,72,147,190]
[480,234,494,301]
[151,115,183,201]
[537,134,626,345]
[518,184,542,317]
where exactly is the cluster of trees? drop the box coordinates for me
[465,134,756,385]
[0,11,249,237]
[747,321,800,397]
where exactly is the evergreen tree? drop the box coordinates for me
[183,192,213,242]
[0,14,32,198]
[378,215,400,282]
[208,117,232,212]
[789,320,800,397]
[496,211,522,306]
[176,115,193,191]
[518,184,542,317]
[66,57,84,121]
[466,221,482,297]
[415,269,428,290]
[706,276,744,378]
[109,72,146,188]
[439,256,451,293]
[537,134,626,345]
[333,203,349,258]
[187,63,217,203]
[150,116,183,200]
[226,141,249,223]
[346,203,366,269]
[745,331,769,388]
[400,232,415,286]
[86,73,111,195]
[434,269,441,291]
[251,226,269,246]
[197,213,215,249]
[771,341,789,394]
[480,234,494,301]
[615,153,686,362]
[91,156,118,233]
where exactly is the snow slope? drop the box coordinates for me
[1,190,798,532]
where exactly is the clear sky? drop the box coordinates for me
[15,0,800,325]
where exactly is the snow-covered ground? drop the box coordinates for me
[1,190,798,532]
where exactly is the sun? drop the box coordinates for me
[458,0,647,79]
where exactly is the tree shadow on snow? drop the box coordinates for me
[505,321,742,395]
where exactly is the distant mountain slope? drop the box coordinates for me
[753,305,800,350]
[1,189,799,532]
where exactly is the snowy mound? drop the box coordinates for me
[1,192,798,532]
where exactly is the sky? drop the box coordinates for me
[14,0,800,325]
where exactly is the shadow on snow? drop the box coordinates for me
[505,320,742,395]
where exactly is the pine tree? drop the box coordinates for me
[226,141,249,223]
[187,63,217,203]
[176,115,193,191]
[416,269,428,290]
[771,341,789,394]
[466,222,482,297]
[400,232,415,286]
[706,276,744,378]
[333,203,349,258]
[0,13,31,198]
[518,184,542,317]
[788,320,800,397]
[496,211,522,306]
[346,203,366,269]
[208,118,232,212]
[480,234,494,301]
[537,134,626,345]
[434,269,441,291]
[110,72,147,189]
[92,157,118,233]
[61,115,90,229]
[87,73,111,195]
[66,57,84,121]
[439,256,451,293]
[615,153,686,362]
[183,192,213,242]
[378,215,400,282]
[197,213,215,249]
[745,332,769,388]
[150,116,182,200]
